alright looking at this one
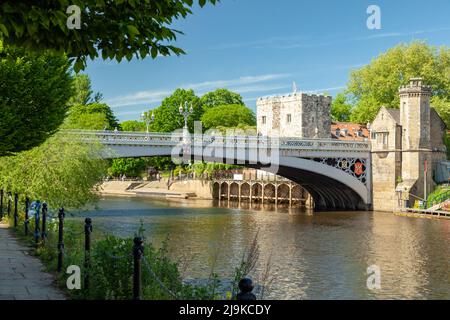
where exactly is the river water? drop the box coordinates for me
[72,196,449,300]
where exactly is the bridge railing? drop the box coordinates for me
[65,130,370,152]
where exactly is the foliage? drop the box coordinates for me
[427,185,450,207]
[0,41,73,155]
[0,132,108,208]
[331,93,352,122]
[149,89,203,132]
[64,103,120,130]
[108,158,148,177]
[230,230,260,298]
[147,157,174,172]
[62,112,109,130]
[200,89,245,110]
[201,104,256,130]
[347,41,450,124]
[68,74,103,106]
[0,0,218,72]
[431,97,450,128]
[120,120,146,132]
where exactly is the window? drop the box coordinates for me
[262,116,266,124]
[335,129,340,136]
[342,129,348,136]
[287,114,292,123]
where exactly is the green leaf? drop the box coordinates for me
[127,25,140,37]
[0,24,8,37]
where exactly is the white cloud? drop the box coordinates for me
[107,73,290,108]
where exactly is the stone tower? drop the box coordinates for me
[398,78,434,202]
[399,78,432,150]
[256,92,331,138]
[370,77,447,211]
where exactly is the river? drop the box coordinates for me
[71,196,449,300]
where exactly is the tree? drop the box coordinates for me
[0,132,108,208]
[431,97,450,128]
[201,104,256,130]
[331,93,352,122]
[68,74,103,106]
[64,102,120,130]
[120,120,146,132]
[347,41,450,124]
[200,89,244,110]
[149,89,203,132]
[0,41,73,156]
[108,158,148,177]
[0,0,217,72]
[62,112,109,130]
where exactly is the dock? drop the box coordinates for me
[395,208,450,220]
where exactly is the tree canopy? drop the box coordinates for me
[0,132,108,208]
[63,102,120,130]
[120,120,146,132]
[200,89,245,110]
[108,158,148,177]
[331,93,352,122]
[346,41,450,125]
[149,89,202,132]
[0,41,73,156]
[0,0,217,72]
[68,74,103,106]
[201,104,256,130]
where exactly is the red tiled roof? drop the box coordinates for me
[331,122,369,141]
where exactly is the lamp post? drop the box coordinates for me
[141,111,155,133]
[179,101,193,132]
[179,101,194,157]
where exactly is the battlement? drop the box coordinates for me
[257,92,332,102]
[399,77,432,95]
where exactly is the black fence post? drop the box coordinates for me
[0,189,3,219]
[236,278,257,300]
[24,197,30,236]
[57,208,65,272]
[84,218,92,291]
[34,201,41,246]
[41,203,47,243]
[13,193,18,227]
[133,237,144,300]
[7,192,11,217]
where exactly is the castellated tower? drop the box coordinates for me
[399,78,432,150]
[256,92,332,138]
[399,78,434,201]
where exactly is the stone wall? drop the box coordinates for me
[256,92,331,138]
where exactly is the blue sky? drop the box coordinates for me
[84,0,450,121]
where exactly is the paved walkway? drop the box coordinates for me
[0,223,66,300]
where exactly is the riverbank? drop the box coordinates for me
[99,180,213,199]
[0,223,66,300]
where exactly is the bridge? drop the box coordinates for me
[73,130,372,211]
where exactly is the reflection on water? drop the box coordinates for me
[71,196,450,299]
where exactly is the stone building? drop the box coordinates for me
[256,91,331,138]
[370,78,447,211]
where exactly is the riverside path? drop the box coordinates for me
[0,223,65,300]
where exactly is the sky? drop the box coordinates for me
[84,0,450,121]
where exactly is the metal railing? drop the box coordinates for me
[65,130,371,152]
